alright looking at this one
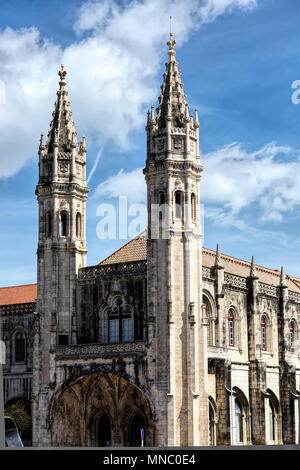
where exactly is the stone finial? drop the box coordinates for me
[185,103,189,120]
[58,64,67,89]
[81,136,87,152]
[280,265,287,287]
[71,131,77,148]
[194,108,200,129]
[39,132,45,150]
[167,31,176,54]
[150,105,155,124]
[190,113,193,125]
[250,255,257,278]
[215,243,223,268]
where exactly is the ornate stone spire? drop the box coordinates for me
[215,243,223,268]
[46,64,78,155]
[250,256,257,278]
[280,266,287,287]
[155,31,189,129]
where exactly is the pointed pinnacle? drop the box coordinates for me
[215,243,222,268]
[39,132,44,149]
[194,108,199,128]
[280,266,287,287]
[250,256,256,277]
[185,103,189,120]
[150,105,155,123]
[71,131,77,148]
[81,135,87,152]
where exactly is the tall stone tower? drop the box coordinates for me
[144,33,209,445]
[33,65,89,445]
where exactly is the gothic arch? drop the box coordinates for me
[266,389,282,444]
[11,329,26,363]
[260,312,272,353]
[49,371,155,447]
[288,317,298,354]
[208,396,218,446]
[202,291,217,346]
[232,387,251,445]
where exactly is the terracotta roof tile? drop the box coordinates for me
[99,232,147,265]
[0,283,37,307]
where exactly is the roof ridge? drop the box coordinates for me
[0,283,37,290]
[203,246,299,281]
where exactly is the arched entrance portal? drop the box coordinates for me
[98,414,111,447]
[130,414,145,447]
[50,373,155,446]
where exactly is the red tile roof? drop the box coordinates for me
[2,234,300,310]
[99,231,300,293]
[0,283,37,306]
[99,231,147,265]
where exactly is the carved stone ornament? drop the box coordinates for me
[60,199,68,209]
[173,136,183,151]
[60,162,69,173]
[157,138,164,152]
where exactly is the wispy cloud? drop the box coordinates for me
[202,141,300,223]
[0,0,258,178]
[93,140,300,235]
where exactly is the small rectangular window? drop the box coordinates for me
[122,318,133,341]
[58,335,69,345]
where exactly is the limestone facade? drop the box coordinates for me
[1,34,300,447]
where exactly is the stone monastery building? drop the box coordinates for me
[1,33,300,447]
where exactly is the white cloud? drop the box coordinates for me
[93,167,146,203]
[199,0,257,23]
[202,141,300,223]
[94,141,300,228]
[0,0,257,178]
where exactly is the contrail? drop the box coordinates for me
[87,147,103,185]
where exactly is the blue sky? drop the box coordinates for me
[1,0,300,286]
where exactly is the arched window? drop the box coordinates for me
[175,191,182,219]
[46,211,52,238]
[261,315,267,351]
[203,295,214,346]
[159,192,166,205]
[235,398,243,443]
[108,298,133,343]
[209,400,216,446]
[228,309,235,347]
[76,212,81,239]
[60,211,68,237]
[269,401,275,442]
[191,193,196,222]
[290,320,295,354]
[14,332,25,363]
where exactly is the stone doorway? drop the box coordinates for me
[129,414,145,447]
[98,414,111,447]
